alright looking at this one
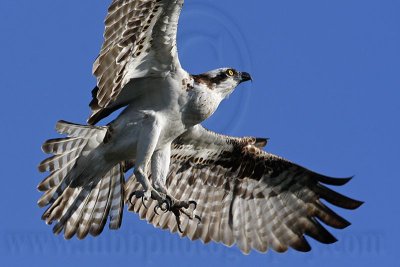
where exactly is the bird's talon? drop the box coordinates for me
[135,191,200,232]
[141,196,149,209]
[188,200,197,210]
[177,222,184,233]
[160,200,169,212]
[128,192,135,206]
[154,205,160,215]
[195,215,202,223]
[128,190,149,207]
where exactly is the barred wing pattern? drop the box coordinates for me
[89,0,185,124]
[125,125,363,254]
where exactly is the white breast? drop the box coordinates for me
[182,85,222,126]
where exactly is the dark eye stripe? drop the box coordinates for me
[192,70,235,88]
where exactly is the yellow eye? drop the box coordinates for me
[227,69,234,76]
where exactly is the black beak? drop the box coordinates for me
[240,72,252,83]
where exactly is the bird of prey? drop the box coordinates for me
[37,0,362,254]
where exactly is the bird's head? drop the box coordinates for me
[192,68,252,98]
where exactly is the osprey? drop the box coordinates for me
[38,0,362,254]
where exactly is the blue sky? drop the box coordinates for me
[0,0,399,266]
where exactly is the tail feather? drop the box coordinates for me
[86,172,113,237]
[37,165,77,208]
[90,165,124,235]
[64,186,94,239]
[37,157,78,192]
[38,146,82,173]
[56,120,104,137]
[108,165,124,229]
[76,177,108,239]
[52,187,84,235]
[42,137,86,155]
[41,187,73,225]
[38,120,125,239]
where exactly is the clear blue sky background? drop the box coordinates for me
[0,0,399,266]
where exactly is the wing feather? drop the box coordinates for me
[89,0,185,124]
[125,125,362,254]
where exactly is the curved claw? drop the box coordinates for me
[154,205,161,215]
[188,200,197,210]
[160,196,172,212]
[141,195,148,209]
[171,208,184,233]
[159,200,169,212]
[128,191,144,206]
[128,191,136,206]
[177,221,184,233]
[128,190,150,209]
[194,215,202,224]
[154,203,170,215]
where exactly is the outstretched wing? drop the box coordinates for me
[89,0,185,124]
[125,125,363,254]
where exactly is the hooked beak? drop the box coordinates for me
[240,72,252,83]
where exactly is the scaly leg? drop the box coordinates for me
[128,111,165,206]
[150,144,200,231]
[151,145,170,195]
